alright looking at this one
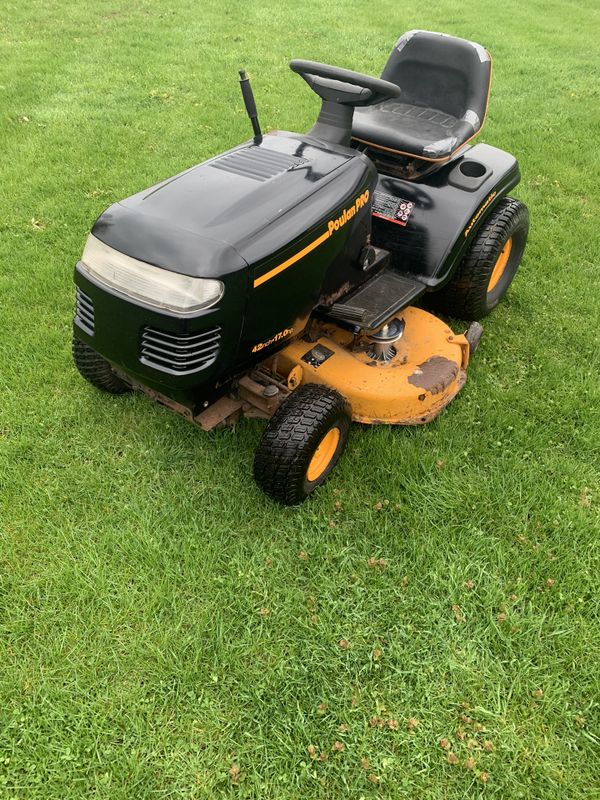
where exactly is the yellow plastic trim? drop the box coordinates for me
[306,427,340,482]
[488,237,512,292]
[253,230,330,288]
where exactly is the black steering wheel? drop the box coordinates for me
[289,59,401,107]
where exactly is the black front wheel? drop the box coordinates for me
[72,337,131,395]
[254,383,351,505]
[429,197,529,321]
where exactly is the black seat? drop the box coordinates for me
[352,31,491,163]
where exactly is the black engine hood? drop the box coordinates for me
[92,132,355,278]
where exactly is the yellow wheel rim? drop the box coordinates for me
[488,237,513,293]
[306,427,340,482]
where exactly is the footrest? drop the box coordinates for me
[325,270,427,332]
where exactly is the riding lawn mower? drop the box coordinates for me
[72,30,529,504]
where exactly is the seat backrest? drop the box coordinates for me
[381,30,491,130]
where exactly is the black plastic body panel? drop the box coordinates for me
[92,131,370,280]
[75,131,377,411]
[370,143,520,288]
[74,264,247,408]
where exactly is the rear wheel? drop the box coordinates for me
[254,383,351,505]
[430,197,529,320]
[72,337,131,394]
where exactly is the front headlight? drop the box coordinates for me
[79,234,224,314]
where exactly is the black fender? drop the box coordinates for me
[369,143,521,290]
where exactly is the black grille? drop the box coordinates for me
[140,326,221,375]
[75,288,94,335]
[211,146,307,181]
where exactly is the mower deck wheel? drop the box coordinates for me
[254,383,350,505]
[72,337,131,394]
[429,197,529,321]
[465,321,484,355]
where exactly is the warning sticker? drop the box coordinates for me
[301,343,335,369]
[372,190,415,227]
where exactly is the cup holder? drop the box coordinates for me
[459,160,487,178]
[448,158,492,191]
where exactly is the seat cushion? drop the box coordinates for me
[351,30,491,161]
[352,100,476,160]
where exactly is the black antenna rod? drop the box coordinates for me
[239,69,263,145]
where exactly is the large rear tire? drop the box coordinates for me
[72,337,131,394]
[430,197,529,321]
[254,383,351,505]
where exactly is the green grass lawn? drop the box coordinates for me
[1,0,599,797]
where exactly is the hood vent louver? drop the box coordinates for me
[75,288,95,335]
[211,146,307,181]
[140,326,221,376]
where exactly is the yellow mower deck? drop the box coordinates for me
[276,306,470,425]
